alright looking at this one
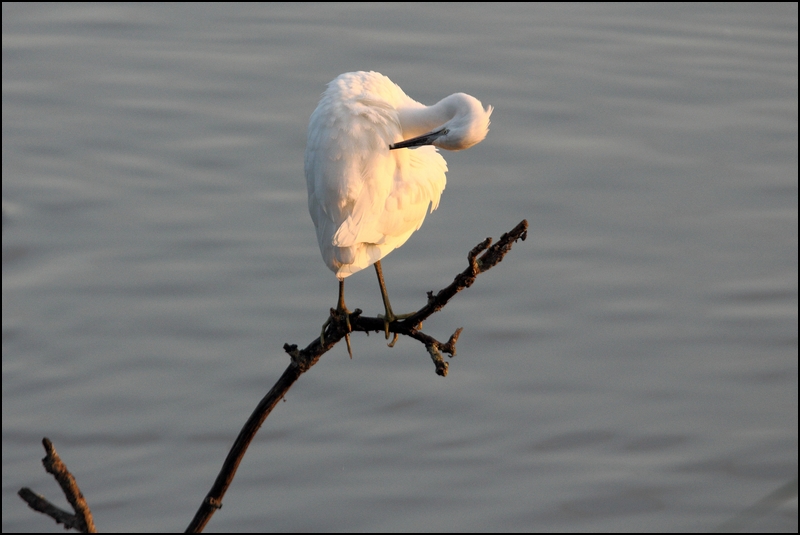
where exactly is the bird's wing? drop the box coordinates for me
[314,96,399,248]
[376,146,448,239]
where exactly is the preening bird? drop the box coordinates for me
[305,71,492,352]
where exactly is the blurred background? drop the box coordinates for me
[3,3,797,532]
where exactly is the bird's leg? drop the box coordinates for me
[320,279,352,358]
[374,260,413,342]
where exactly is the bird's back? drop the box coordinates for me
[305,71,447,279]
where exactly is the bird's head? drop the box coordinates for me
[390,93,492,151]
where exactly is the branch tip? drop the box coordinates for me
[442,327,463,357]
[426,345,449,377]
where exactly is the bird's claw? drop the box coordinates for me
[344,332,352,359]
[388,332,399,347]
[320,306,353,358]
[377,311,413,346]
[377,312,395,340]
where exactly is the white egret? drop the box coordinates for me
[305,71,492,350]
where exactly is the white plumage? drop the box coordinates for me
[305,71,492,342]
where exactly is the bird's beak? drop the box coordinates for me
[389,127,449,150]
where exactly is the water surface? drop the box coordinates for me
[3,3,797,532]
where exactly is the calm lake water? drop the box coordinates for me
[3,3,797,532]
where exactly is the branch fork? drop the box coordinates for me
[288,219,528,377]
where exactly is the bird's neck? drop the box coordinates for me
[397,94,463,139]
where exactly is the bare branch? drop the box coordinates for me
[186,220,527,531]
[18,438,96,533]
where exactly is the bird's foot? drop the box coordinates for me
[377,310,414,346]
[320,306,353,358]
